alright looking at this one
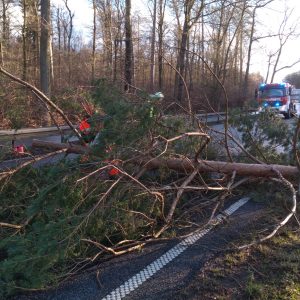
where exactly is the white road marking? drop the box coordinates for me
[102,197,250,300]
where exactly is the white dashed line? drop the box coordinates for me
[102,197,250,300]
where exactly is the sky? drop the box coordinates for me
[52,0,300,83]
[252,0,300,82]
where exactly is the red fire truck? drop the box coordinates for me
[256,82,297,119]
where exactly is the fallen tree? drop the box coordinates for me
[1,78,300,299]
[32,139,90,155]
[139,157,300,179]
[32,139,299,179]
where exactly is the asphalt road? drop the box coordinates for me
[1,115,296,170]
[0,112,296,151]
[16,198,265,300]
[0,130,76,171]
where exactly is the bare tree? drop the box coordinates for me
[1,0,13,65]
[96,0,114,79]
[269,8,300,83]
[112,0,125,82]
[21,0,28,81]
[55,6,62,88]
[173,0,205,107]
[40,0,51,97]
[150,0,157,92]
[243,0,274,95]
[18,0,41,82]
[124,0,133,91]
[40,0,51,125]
[92,0,96,81]
[157,0,166,90]
[62,0,74,85]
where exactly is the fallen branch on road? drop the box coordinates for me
[138,157,299,179]
[32,139,89,155]
[31,139,299,179]
[238,168,297,249]
[0,149,67,181]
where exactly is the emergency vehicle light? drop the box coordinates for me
[275,102,280,107]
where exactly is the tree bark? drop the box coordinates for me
[63,0,74,85]
[150,0,157,92]
[174,8,190,103]
[139,157,299,179]
[124,0,133,91]
[243,7,256,98]
[40,0,50,96]
[32,139,90,154]
[0,41,3,66]
[21,0,27,81]
[92,0,96,81]
[28,139,300,179]
[174,0,204,107]
[40,0,51,126]
[157,0,166,90]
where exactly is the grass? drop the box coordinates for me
[176,182,300,300]
[174,207,300,300]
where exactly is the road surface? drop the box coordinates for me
[15,197,265,300]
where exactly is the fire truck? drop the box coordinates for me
[256,82,297,119]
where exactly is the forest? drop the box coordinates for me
[0,0,276,128]
[1,0,300,127]
[1,0,300,299]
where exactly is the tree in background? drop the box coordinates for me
[1,0,300,128]
[62,0,74,85]
[284,71,300,87]
[40,0,51,125]
[91,0,96,81]
[157,0,167,90]
[173,0,206,106]
[149,0,157,92]
[267,8,300,83]
[124,0,133,91]
[40,0,50,96]
[0,0,13,66]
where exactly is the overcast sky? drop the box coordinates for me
[253,0,300,81]
[52,0,300,82]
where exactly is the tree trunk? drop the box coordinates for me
[150,0,157,92]
[174,16,190,103]
[158,0,166,90]
[113,0,124,83]
[40,0,51,126]
[124,0,133,91]
[92,0,96,81]
[1,0,10,66]
[21,0,27,81]
[29,139,300,179]
[56,7,62,88]
[174,0,204,107]
[32,139,90,154]
[1,0,9,42]
[140,157,299,179]
[0,41,3,66]
[63,0,74,86]
[40,0,50,97]
[243,8,256,99]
